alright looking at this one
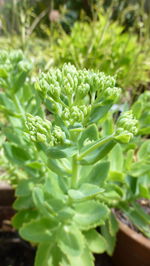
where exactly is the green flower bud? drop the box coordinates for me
[38,78,50,96]
[52,126,66,145]
[77,83,90,98]
[37,132,47,143]
[61,105,90,126]
[104,87,121,100]
[18,60,32,72]
[115,111,138,143]
[115,132,133,144]
[25,114,52,144]
[49,83,61,98]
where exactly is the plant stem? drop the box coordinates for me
[14,95,25,121]
[78,134,114,160]
[71,155,78,188]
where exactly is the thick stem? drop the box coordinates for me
[14,95,25,121]
[71,155,78,188]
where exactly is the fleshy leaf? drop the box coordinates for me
[109,143,124,172]
[74,200,109,230]
[58,225,84,257]
[84,161,110,186]
[78,124,99,149]
[12,209,38,230]
[90,101,113,123]
[101,222,116,256]
[68,184,104,201]
[47,146,77,159]
[35,243,54,266]
[108,212,119,236]
[65,245,94,266]
[20,218,58,243]
[79,140,116,165]
[84,229,107,253]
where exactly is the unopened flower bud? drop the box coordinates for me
[115,111,138,143]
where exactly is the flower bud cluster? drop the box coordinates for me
[36,64,121,128]
[25,114,52,143]
[37,63,121,103]
[115,111,138,143]
[0,50,32,88]
[25,114,66,146]
[61,105,91,126]
[51,126,66,145]
[104,87,121,100]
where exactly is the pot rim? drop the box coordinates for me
[0,181,12,190]
[0,181,15,206]
[118,221,150,249]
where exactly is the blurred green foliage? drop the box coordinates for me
[50,11,150,95]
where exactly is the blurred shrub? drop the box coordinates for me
[50,11,150,94]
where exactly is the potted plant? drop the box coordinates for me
[0,61,140,265]
[104,94,150,266]
[112,139,150,266]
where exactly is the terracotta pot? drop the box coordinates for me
[113,221,150,266]
[0,181,15,227]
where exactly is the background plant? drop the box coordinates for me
[50,9,149,99]
[0,49,46,186]
[101,91,150,238]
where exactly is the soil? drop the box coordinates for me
[0,220,36,266]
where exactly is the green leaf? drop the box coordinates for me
[34,221,69,265]
[84,229,107,253]
[122,203,150,238]
[108,171,124,182]
[137,174,150,199]
[0,92,16,112]
[32,187,45,207]
[132,101,142,119]
[109,144,124,172]
[58,225,84,257]
[12,209,38,229]
[13,196,33,210]
[25,160,45,169]
[44,175,65,199]
[32,187,51,216]
[108,212,119,236]
[74,200,109,230]
[129,161,150,177]
[90,102,113,123]
[3,143,29,165]
[47,158,69,176]
[137,140,150,160]
[139,126,150,135]
[47,146,77,159]
[124,149,134,170]
[68,184,104,201]
[78,124,99,149]
[81,140,116,165]
[65,245,94,266]
[3,127,23,145]
[101,222,116,256]
[35,243,54,266]
[0,68,8,78]
[84,161,110,186]
[15,179,34,197]
[20,217,58,243]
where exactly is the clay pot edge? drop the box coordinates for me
[118,221,150,249]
